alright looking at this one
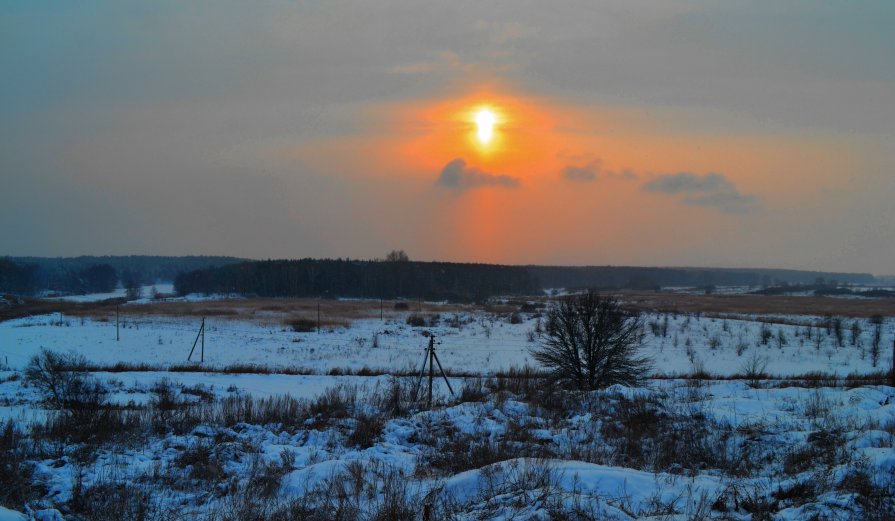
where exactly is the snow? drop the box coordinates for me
[0,508,25,521]
[441,458,722,515]
[2,302,894,518]
[45,284,175,302]
[0,310,891,377]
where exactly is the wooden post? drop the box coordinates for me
[317,301,321,334]
[116,304,120,341]
[187,318,204,362]
[200,317,205,363]
[427,336,435,409]
[891,337,894,387]
[380,298,383,321]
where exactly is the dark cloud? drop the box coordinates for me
[610,169,638,181]
[643,172,757,213]
[436,158,520,190]
[562,162,598,182]
[561,159,638,183]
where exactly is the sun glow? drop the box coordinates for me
[475,108,496,144]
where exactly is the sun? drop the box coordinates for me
[475,108,496,144]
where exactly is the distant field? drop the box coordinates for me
[2,289,894,520]
[620,290,895,319]
[4,289,894,330]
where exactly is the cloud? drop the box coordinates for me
[390,51,463,75]
[473,20,539,44]
[642,172,757,213]
[436,158,520,190]
[562,162,599,182]
[561,158,638,183]
[610,169,638,181]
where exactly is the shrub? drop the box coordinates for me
[69,480,154,521]
[307,384,355,422]
[347,414,384,448]
[0,420,44,510]
[760,325,773,346]
[246,451,294,499]
[176,441,226,482]
[531,292,651,390]
[740,352,768,387]
[405,314,426,327]
[24,349,89,408]
[290,318,317,333]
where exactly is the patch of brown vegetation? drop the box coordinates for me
[31,297,475,330]
[617,290,895,319]
[5,291,893,329]
[0,297,124,323]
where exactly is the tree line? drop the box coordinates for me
[0,258,117,295]
[172,258,883,302]
[0,256,245,296]
[2,254,882,300]
[174,258,538,301]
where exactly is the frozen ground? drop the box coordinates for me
[1,301,893,519]
[1,373,893,519]
[43,284,176,303]
[0,309,892,377]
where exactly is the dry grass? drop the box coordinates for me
[66,298,477,329]
[4,291,893,330]
[0,297,123,322]
[617,290,895,319]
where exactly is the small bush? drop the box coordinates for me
[176,441,225,481]
[0,420,44,509]
[347,414,384,448]
[24,349,89,408]
[760,325,773,345]
[458,378,488,403]
[307,384,355,422]
[405,314,426,327]
[246,451,294,499]
[69,480,154,521]
[289,318,317,333]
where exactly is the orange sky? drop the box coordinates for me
[5,2,894,273]
[275,87,875,265]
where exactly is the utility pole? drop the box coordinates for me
[380,297,383,321]
[412,334,455,409]
[317,301,321,334]
[116,304,120,341]
[428,336,435,409]
[187,317,206,363]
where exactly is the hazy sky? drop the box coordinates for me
[2,1,894,274]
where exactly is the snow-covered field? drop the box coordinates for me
[42,284,176,303]
[2,373,893,520]
[1,299,894,519]
[1,308,892,377]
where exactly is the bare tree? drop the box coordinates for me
[531,292,651,390]
[23,349,89,408]
[384,250,410,262]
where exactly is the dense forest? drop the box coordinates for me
[1,255,880,301]
[174,259,880,301]
[0,256,246,296]
[174,259,538,301]
[527,265,877,290]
